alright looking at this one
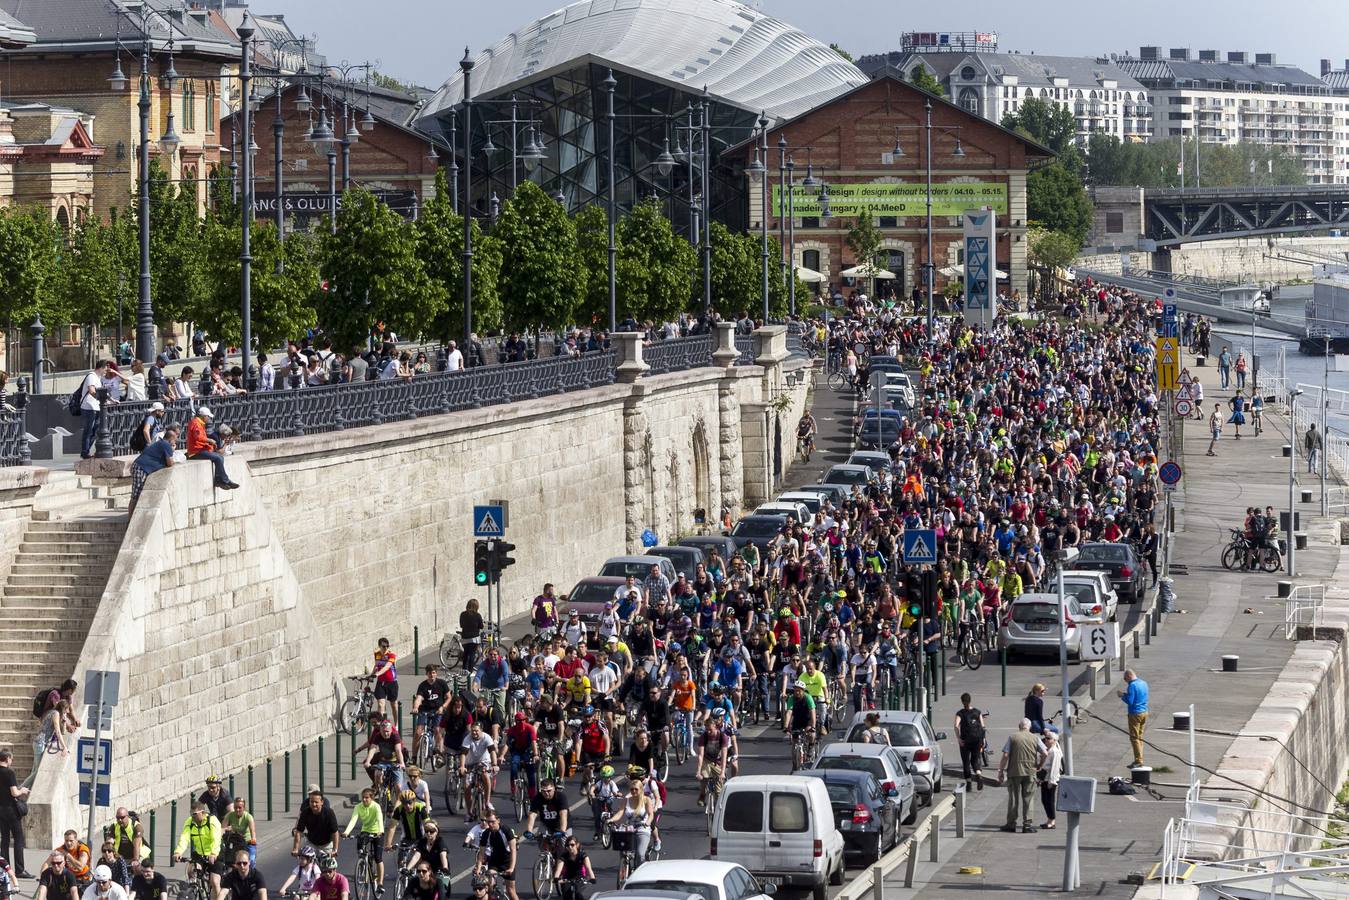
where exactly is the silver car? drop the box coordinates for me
[1059,571,1118,624]
[811,742,918,826]
[844,710,947,803]
[999,593,1082,660]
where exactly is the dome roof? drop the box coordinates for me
[417,0,867,123]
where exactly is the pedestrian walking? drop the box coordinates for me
[1234,352,1247,390]
[1227,392,1246,439]
[0,749,29,878]
[953,693,987,791]
[997,718,1045,834]
[1039,731,1064,829]
[1306,423,1323,474]
[1218,346,1232,389]
[1191,378,1205,420]
[77,360,108,459]
[1118,669,1150,768]
[1207,403,1222,456]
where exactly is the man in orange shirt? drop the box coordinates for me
[187,407,239,490]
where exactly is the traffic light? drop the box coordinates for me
[473,540,492,586]
[904,570,923,618]
[921,569,940,620]
[490,540,517,580]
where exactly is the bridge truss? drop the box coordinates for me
[1145,186,1349,247]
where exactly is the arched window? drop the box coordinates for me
[803,249,820,271]
[181,79,196,131]
[958,87,980,116]
[55,207,70,233]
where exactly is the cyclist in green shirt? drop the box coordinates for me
[174,803,223,896]
[344,788,386,891]
[797,660,828,734]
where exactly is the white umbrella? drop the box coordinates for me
[940,263,1010,279]
[840,263,896,280]
[794,265,827,284]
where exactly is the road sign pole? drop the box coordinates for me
[86,676,107,851]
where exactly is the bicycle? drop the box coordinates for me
[789,729,817,771]
[529,832,563,900]
[537,740,560,784]
[178,854,214,900]
[611,827,655,888]
[340,675,377,732]
[464,762,493,821]
[955,621,986,671]
[353,835,379,900]
[671,711,692,766]
[393,842,418,900]
[438,632,466,670]
[702,771,724,836]
[797,433,815,463]
[555,876,594,900]
[512,758,532,823]
[1220,529,1281,572]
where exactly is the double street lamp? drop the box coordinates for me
[774,138,832,319]
[888,97,965,340]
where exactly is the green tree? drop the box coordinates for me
[320,187,443,350]
[62,212,137,341]
[829,43,854,64]
[765,235,797,319]
[1002,98,1083,177]
[1027,226,1081,272]
[415,169,500,340]
[493,181,585,334]
[1027,162,1093,246]
[142,159,207,331]
[616,199,697,324]
[0,205,65,334]
[709,221,759,318]
[200,210,320,351]
[907,64,946,98]
[845,208,885,271]
[573,204,618,328]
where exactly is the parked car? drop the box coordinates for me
[822,464,873,487]
[599,554,678,584]
[729,514,790,551]
[876,371,916,407]
[1059,570,1119,624]
[710,775,846,900]
[594,891,702,900]
[867,354,901,368]
[777,492,824,517]
[880,387,914,417]
[844,710,946,803]
[857,418,901,450]
[860,407,905,423]
[677,535,739,565]
[999,593,1082,660]
[810,743,917,825]
[794,483,849,504]
[1067,542,1146,603]
[617,861,777,900]
[645,545,703,581]
[754,501,813,529]
[564,576,629,622]
[845,451,892,475]
[798,769,903,862]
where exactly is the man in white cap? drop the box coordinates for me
[128,423,180,515]
[132,402,166,453]
[82,865,129,900]
[186,407,238,490]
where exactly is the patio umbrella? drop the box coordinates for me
[840,263,896,280]
[794,265,827,284]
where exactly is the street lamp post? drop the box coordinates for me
[238,16,256,390]
[1289,387,1303,576]
[700,88,712,324]
[605,70,617,334]
[461,48,475,350]
[754,117,770,321]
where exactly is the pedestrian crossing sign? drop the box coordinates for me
[902,529,938,565]
[473,505,505,538]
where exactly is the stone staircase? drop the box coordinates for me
[0,471,127,774]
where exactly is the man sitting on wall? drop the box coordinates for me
[186,407,239,491]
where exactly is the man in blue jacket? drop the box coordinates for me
[1118,670,1149,768]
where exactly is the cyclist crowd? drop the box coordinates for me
[13,282,1180,900]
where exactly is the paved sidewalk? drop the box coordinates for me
[893,349,1344,897]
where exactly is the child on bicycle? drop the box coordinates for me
[342,789,385,890]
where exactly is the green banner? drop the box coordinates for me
[772,182,1008,217]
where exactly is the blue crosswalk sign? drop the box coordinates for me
[902,529,937,565]
[473,505,505,538]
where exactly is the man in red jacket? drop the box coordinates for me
[187,407,239,490]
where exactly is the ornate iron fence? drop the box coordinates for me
[644,335,714,376]
[0,410,25,466]
[97,350,616,455]
[735,334,755,365]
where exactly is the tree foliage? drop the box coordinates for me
[829,43,854,64]
[320,187,444,351]
[416,169,502,341]
[1027,163,1093,246]
[845,208,886,271]
[908,65,946,98]
[573,204,616,329]
[0,205,65,330]
[494,181,585,334]
[616,198,697,324]
[143,159,207,331]
[62,210,137,332]
[1085,133,1306,188]
[1027,226,1081,272]
[710,221,759,318]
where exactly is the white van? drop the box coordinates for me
[710,775,845,900]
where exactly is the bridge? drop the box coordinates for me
[1088,184,1349,250]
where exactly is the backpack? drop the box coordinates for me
[32,687,55,718]
[67,385,84,416]
[956,707,985,746]
[1108,776,1136,796]
[129,418,150,453]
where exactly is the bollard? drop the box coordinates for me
[1145,611,1153,645]
[248,765,255,813]
[335,730,342,789]
[1172,711,1191,731]
[169,801,177,868]
[1277,581,1293,598]
[870,863,883,900]
[1088,665,1099,702]
[301,744,309,799]
[1301,488,1313,504]
[1150,607,1160,636]
[266,759,273,821]
[1131,765,1153,786]
[955,785,965,838]
[284,751,292,813]
[1222,654,1240,672]
[1295,532,1308,551]
[904,836,919,888]
[1282,444,1292,458]
[1133,632,1141,659]
[1000,647,1007,697]
[1119,647,1127,672]
[350,726,358,781]
[319,737,326,796]
[940,644,947,696]
[1104,660,1114,685]
[929,812,940,862]
[229,773,237,799]
[149,810,156,865]
[415,626,421,669]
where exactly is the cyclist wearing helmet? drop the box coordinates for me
[575,706,610,788]
[467,873,491,900]
[783,681,818,765]
[312,855,349,900]
[699,682,736,729]
[390,791,428,853]
[773,607,801,653]
[277,847,320,898]
[589,766,621,843]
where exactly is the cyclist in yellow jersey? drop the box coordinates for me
[174,803,223,895]
[344,788,386,888]
[564,673,591,710]
[797,662,828,734]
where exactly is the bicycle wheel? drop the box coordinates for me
[674,726,688,765]
[656,747,670,782]
[600,816,613,850]
[1260,550,1282,573]
[533,854,553,900]
[339,696,362,732]
[353,858,372,900]
[1220,543,1243,571]
[966,638,985,671]
[828,371,848,391]
[514,776,528,823]
[705,789,718,835]
[439,636,463,670]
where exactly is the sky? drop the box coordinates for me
[261,0,1349,91]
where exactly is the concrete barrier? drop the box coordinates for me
[833,790,962,900]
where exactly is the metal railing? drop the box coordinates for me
[643,334,713,376]
[0,410,24,466]
[1284,584,1326,639]
[833,790,964,899]
[96,350,615,455]
[735,334,755,365]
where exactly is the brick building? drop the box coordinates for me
[219,81,444,230]
[735,74,1052,299]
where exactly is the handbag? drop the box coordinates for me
[1035,768,1048,784]
[15,796,28,817]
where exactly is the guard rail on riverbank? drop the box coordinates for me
[833,790,964,900]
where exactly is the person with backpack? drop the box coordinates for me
[72,361,108,459]
[127,425,178,516]
[953,692,987,791]
[128,404,165,456]
[105,810,148,872]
